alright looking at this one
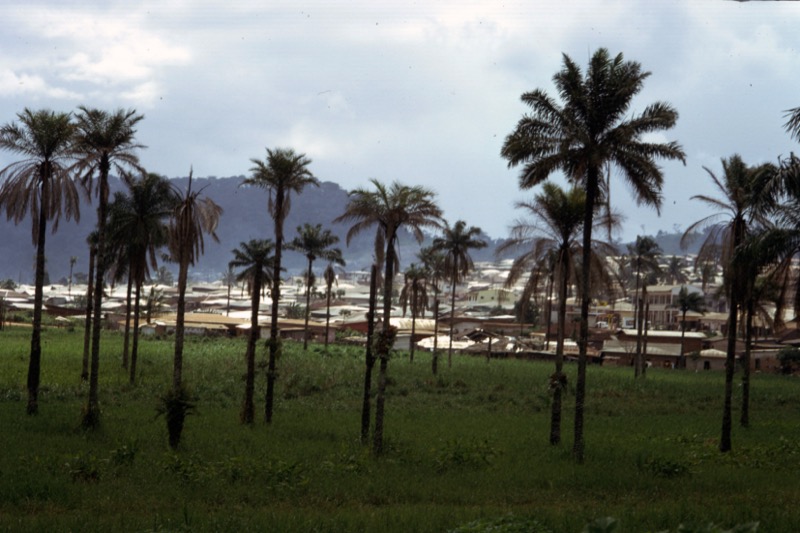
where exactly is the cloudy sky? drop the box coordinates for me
[1,1,799,242]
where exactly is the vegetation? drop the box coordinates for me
[244,147,319,424]
[501,48,686,462]
[0,327,798,532]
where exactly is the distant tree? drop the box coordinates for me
[0,108,83,415]
[399,263,428,363]
[665,255,687,285]
[68,256,77,296]
[0,279,17,290]
[335,179,442,455]
[287,223,344,350]
[222,266,236,317]
[229,239,275,425]
[164,170,222,448]
[155,266,174,286]
[674,286,706,368]
[628,236,662,378]
[322,263,339,349]
[418,246,447,375]
[433,220,487,367]
[501,48,685,462]
[243,147,318,423]
[74,106,145,429]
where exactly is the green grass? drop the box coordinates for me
[0,325,798,532]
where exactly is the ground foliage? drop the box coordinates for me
[0,326,798,532]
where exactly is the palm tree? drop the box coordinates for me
[322,263,338,349]
[222,266,237,317]
[229,239,275,425]
[399,263,428,363]
[243,147,318,423]
[432,220,487,367]
[418,246,447,375]
[68,256,77,296]
[681,154,773,453]
[628,236,662,378]
[107,173,174,384]
[664,255,687,285]
[501,48,686,462]
[335,179,442,455]
[785,106,800,142]
[164,170,222,448]
[497,182,617,445]
[674,286,706,368]
[73,106,144,429]
[0,108,83,415]
[287,223,345,350]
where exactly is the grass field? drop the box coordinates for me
[0,325,798,532]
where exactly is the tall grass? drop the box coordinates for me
[0,326,798,532]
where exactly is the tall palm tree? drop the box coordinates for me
[287,223,345,350]
[399,263,428,363]
[243,148,318,423]
[628,236,662,378]
[107,173,174,384]
[432,220,487,367]
[322,263,338,349]
[627,236,661,330]
[418,246,447,375]
[674,286,706,368]
[501,48,686,462]
[0,108,83,415]
[681,155,773,453]
[497,182,617,445]
[73,106,144,429]
[165,170,222,448]
[229,239,275,425]
[335,179,442,455]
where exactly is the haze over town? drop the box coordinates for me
[1,1,799,242]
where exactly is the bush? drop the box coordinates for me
[776,347,800,375]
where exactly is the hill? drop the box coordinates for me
[0,175,506,283]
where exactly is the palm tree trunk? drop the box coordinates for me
[27,177,49,415]
[84,164,110,429]
[361,264,377,444]
[409,285,417,363]
[573,166,599,464]
[173,257,189,393]
[447,258,458,367]
[720,292,738,452]
[324,281,333,349]
[642,295,650,378]
[266,195,284,424]
[432,297,440,375]
[550,248,569,445]
[373,242,396,455]
[303,257,313,350]
[545,273,554,351]
[81,245,95,381]
[129,277,142,385]
[635,294,644,377]
[122,270,133,369]
[741,298,754,428]
[242,272,261,425]
[679,310,687,369]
